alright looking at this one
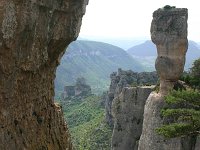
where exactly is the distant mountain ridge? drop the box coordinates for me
[127,40,200,71]
[127,41,157,56]
[198,42,200,48]
[55,40,143,97]
[78,36,148,50]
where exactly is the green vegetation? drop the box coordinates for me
[181,58,200,89]
[61,95,112,149]
[190,58,200,78]
[156,90,200,138]
[55,40,143,97]
[157,58,200,138]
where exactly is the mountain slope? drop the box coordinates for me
[55,40,143,96]
[127,40,157,56]
[127,40,200,71]
[78,36,148,50]
[61,95,112,149]
[185,41,200,69]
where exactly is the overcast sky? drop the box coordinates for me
[79,0,200,42]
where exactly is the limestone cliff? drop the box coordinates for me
[0,0,88,149]
[105,68,158,126]
[111,86,154,150]
[138,7,189,150]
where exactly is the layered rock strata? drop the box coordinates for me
[0,0,88,149]
[138,7,188,150]
[111,86,154,150]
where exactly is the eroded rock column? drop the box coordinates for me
[138,7,188,150]
[0,0,88,149]
[152,7,188,95]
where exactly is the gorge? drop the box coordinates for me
[0,1,199,150]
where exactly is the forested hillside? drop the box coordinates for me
[55,40,143,97]
[61,95,112,150]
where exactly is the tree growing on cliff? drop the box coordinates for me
[157,58,200,138]
[181,58,200,89]
[156,90,200,138]
[190,58,200,78]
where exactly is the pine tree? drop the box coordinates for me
[156,90,200,138]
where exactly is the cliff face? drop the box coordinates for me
[105,69,158,126]
[138,7,189,150]
[0,0,88,149]
[111,86,154,150]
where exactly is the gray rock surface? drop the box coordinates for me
[74,77,92,97]
[0,0,88,149]
[61,77,91,99]
[105,69,158,126]
[138,6,190,150]
[62,86,76,99]
[111,86,154,150]
[138,92,199,150]
[138,93,182,150]
[151,7,188,95]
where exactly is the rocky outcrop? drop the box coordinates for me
[138,93,184,150]
[62,86,76,99]
[105,68,158,126]
[138,7,189,150]
[74,77,92,97]
[151,6,188,95]
[0,0,88,149]
[61,77,91,100]
[111,86,154,150]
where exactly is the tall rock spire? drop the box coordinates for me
[151,7,188,95]
[138,6,188,150]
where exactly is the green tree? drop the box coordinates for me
[190,58,200,79]
[157,58,200,141]
[190,58,200,89]
[156,90,200,138]
[181,58,200,89]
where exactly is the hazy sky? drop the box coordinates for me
[79,0,200,41]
